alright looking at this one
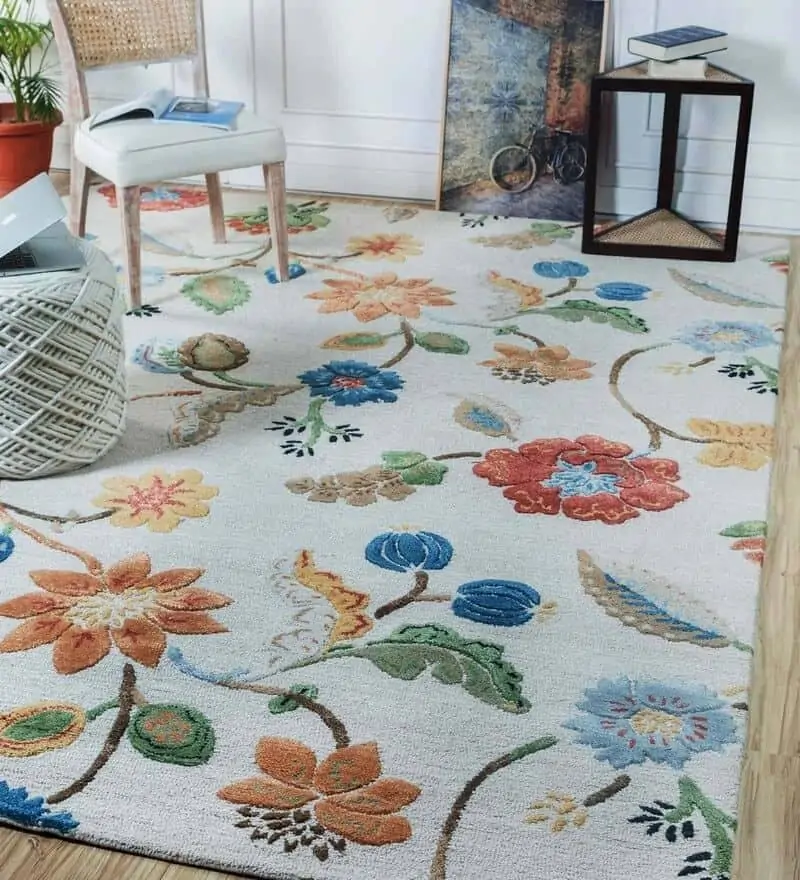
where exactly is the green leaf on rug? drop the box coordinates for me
[719,520,767,538]
[3,709,78,742]
[577,551,731,649]
[128,704,215,766]
[327,624,531,713]
[381,452,449,485]
[268,684,320,715]
[321,332,388,350]
[529,221,575,241]
[668,269,777,309]
[414,332,470,355]
[540,300,649,334]
[181,275,251,315]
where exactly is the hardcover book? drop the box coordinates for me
[628,26,727,62]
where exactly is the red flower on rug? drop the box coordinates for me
[218,738,420,848]
[99,183,209,211]
[0,554,231,674]
[731,536,766,566]
[473,435,689,525]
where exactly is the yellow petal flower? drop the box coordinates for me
[687,419,774,471]
[93,469,219,533]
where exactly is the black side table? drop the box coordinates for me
[581,62,754,262]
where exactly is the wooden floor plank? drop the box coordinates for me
[731,238,800,879]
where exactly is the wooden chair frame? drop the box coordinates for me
[46,0,289,308]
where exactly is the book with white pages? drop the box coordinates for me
[89,89,244,132]
[647,58,709,79]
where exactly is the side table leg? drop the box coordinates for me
[657,91,682,210]
[581,80,603,251]
[723,86,754,260]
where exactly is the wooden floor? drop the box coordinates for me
[0,198,796,877]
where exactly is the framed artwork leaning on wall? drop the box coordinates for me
[436,0,609,223]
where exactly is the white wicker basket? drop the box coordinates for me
[0,240,127,479]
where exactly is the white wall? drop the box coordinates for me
[47,0,800,233]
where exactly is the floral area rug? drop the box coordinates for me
[0,182,789,879]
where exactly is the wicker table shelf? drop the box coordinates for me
[581,61,754,262]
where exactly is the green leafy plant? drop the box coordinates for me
[0,0,61,123]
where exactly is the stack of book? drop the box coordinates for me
[627,25,728,79]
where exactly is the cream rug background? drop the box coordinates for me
[0,185,788,880]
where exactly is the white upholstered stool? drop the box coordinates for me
[0,240,127,479]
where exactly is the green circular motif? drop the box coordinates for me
[128,704,215,767]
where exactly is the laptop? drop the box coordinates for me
[0,172,85,277]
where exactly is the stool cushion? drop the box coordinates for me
[75,112,287,188]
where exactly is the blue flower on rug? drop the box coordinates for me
[265,263,306,284]
[299,360,404,406]
[452,579,540,627]
[674,321,777,354]
[595,282,651,302]
[0,529,14,563]
[564,678,738,770]
[131,340,184,374]
[366,530,453,572]
[0,781,78,833]
[533,260,589,279]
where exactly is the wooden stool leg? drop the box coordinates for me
[69,155,90,238]
[263,162,289,281]
[117,184,142,310]
[206,172,226,243]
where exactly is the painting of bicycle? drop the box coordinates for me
[437,0,608,222]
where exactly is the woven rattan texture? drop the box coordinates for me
[60,0,197,69]
[603,62,745,83]
[595,210,724,249]
[0,243,127,480]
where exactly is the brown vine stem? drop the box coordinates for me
[609,345,715,451]
[0,506,103,575]
[545,277,578,299]
[168,239,273,277]
[218,680,350,749]
[583,774,631,808]
[375,572,430,619]
[290,249,363,262]
[512,330,546,348]
[130,390,203,403]
[180,370,245,392]
[294,258,366,280]
[430,736,557,880]
[432,452,482,462]
[380,320,416,369]
[48,664,136,805]
[689,356,716,369]
[0,504,113,527]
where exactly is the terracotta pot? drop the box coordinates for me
[0,102,63,197]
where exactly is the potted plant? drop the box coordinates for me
[0,0,61,196]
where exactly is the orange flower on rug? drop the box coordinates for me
[306,272,455,322]
[345,233,424,262]
[481,343,594,384]
[218,738,420,851]
[92,469,219,533]
[0,554,230,673]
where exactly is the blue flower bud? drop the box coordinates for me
[365,531,453,573]
[452,579,541,627]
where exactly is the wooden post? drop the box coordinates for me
[732,238,800,880]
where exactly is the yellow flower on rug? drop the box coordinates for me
[92,469,219,533]
[306,272,455,322]
[346,233,423,262]
[687,419,774,470]
[482,343,594,384]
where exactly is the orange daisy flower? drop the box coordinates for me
[346,233,423,262]
[218,738,420,847]
[0,554,231,674]
[306,272,455,323]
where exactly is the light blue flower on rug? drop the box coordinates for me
[595,282,651,302]
[0,781,78,833]
[674,320,777,354]
[299,360,404,406]
[533,259,589,279]
[366,530,453,572]
[131,340,184,374]
[543,460,620,497]
[452,579,540,627]
[0,527,13,563]
[564,678,738,770]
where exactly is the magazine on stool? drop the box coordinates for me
[89,89,244,132]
